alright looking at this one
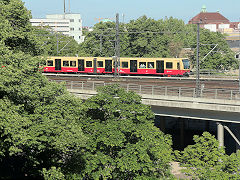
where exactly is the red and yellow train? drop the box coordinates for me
[43,56,190,76]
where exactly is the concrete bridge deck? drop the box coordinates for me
[69,88,240,124]
[65,81,240,149]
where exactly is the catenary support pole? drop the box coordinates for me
[195,22,201,97]
[64,0,66,14]
[115,13,120,77]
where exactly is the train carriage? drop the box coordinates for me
[43,56,190,76]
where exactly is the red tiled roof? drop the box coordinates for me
[230,22,240,29]
[188,12,230,24]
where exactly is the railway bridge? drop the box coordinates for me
[64,81,240,152]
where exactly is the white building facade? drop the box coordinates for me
[30,13,84,44]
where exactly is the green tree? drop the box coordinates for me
[78,22,117,57]
[0,1,87,178]
[0,0,44,55]
[176,132,240,179]
[77,85,173,179]
[42,167,65,180]
[193,29,237,70]
[32,26,80,56]
[0,52,87,178]
[79,15,236,70]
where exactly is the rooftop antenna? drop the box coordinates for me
[64,0,66,14]
[68,0,71,13]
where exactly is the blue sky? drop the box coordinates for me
[22,0,240,27]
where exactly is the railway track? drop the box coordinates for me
[44,73,240,90]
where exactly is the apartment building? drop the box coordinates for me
[30,13,84,44]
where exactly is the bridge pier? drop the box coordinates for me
[217,122,224,147]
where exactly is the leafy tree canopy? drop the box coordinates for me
[79,15,236,70]
[175,132,240,179]
[0,0,87,178]
[0,51,87,178]
[76,85,173,179]
[32,26,80,56]
[0,0,43,55]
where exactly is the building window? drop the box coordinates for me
[79,19,81,22]
[122,62,128,68]
[79,28,82,31]
[70,19,74,22]
[79,36,81,39]
[166,62,172,69]
[70,27,74,31]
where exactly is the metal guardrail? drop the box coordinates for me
[54,80,240,101]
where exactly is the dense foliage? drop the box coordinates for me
[1,0,240,179]
[32,27,80,56]
[0,0,86,178]
[176,132,240,179]
[0,42,87,179]
[77,85,173,179]
[79,16,237,70]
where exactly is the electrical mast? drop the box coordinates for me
[64,0,66,14]
[115,13,120,77]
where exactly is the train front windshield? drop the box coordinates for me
[182,59,190,69]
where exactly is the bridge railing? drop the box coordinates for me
[60,81,240,101]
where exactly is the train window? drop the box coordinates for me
[97,61,103,67]
[86,61,92,67]
[147,62,154,68]
[63,61,69,67]
[70,61,76,67]
[139,62,146,68]
[122,62,128,68]
[166,62,172,69]
[182,59,190,69]
[47,60,53,66]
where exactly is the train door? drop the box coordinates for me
[93,58,97,74]
[130,60,137,72]
[156,60,164,73]
[78,59,85,71]
[55,59,61,71]
[105,59,112,72]
[177,62,180,70]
